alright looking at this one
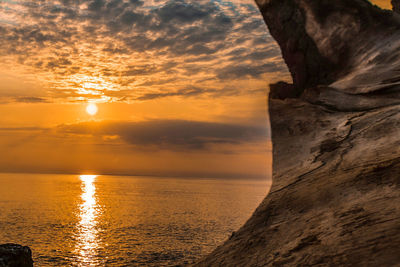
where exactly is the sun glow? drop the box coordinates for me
[86,103,98,116]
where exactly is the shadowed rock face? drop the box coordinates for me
[195,0,400,266]
[0,244,33,267]
[258,0,400,96]
[393,0,400,13]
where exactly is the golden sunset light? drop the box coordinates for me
[86,103,98,116]
[0,0,397,266]
[76,175,100,265]
[0,0,389,178]
[0,0,282,178]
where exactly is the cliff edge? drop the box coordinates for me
[195,0,400,266]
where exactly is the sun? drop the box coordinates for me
[86,103,98,116]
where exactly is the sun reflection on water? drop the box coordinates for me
[75,175,101,266]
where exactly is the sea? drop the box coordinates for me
[0,173,269,266]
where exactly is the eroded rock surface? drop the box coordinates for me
[196,101,400,267]
[0,244,33,267]
[194,0,400,266]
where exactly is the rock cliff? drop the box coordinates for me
[195,0,400,266]
[0,244,33,267]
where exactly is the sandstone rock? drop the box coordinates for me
[196,100,400,266]
[269,82,298,100]
[0,244,33,267]
[257,0,400,94]
[194,0,400,266]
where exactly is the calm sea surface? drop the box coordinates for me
[0,173,269,266]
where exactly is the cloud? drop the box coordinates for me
[0,118,272,178]
[217,62,286,80]
[153,0,214,24]
[0,0,289,103]
[57,119,269,150]
[0,127,46,131]
[14,97,49,103]
[134,85,239,100]
[122,64,159,76]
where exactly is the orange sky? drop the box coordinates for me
[0,0,392,178]
[371,0,392,8]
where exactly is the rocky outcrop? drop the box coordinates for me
[258,0,400,95]
[195,0,400,266]
[0,244,33,267]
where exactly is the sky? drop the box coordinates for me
[0,0,391,178]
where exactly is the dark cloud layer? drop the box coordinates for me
[135,85,240,100]
[14,96,49,103]
[57,119,268,149]
[0,0,268,58]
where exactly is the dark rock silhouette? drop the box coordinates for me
[195,0,400,266]
[0,244,33,267]
[393,0,400,13]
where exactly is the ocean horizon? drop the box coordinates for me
[0,173,269,266]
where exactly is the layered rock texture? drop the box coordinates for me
[195,0,400,266]
[0,244,33,267]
